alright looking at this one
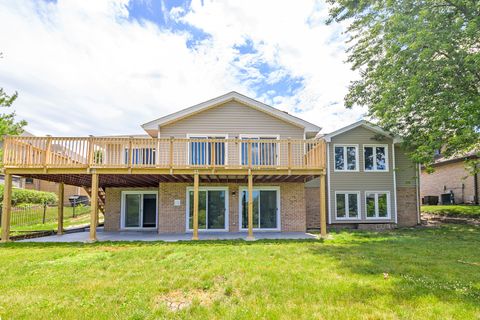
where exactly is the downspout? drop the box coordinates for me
[416,163,421,224]
[474,171,479,205]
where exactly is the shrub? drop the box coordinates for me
[0,185,58,205]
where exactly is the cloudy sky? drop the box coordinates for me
[0,0,366,136]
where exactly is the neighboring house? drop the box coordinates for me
[421,153,479,205]
[0,92,420,241]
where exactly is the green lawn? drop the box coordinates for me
[0,225,479,319]
[422,205,480,218]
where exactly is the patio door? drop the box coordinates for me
[186,187,228,231]
[240,187,280,230]
[122,192,158,229]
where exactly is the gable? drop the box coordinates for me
[330,125,394,144]
[159,100,305,138]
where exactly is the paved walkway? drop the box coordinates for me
[19,228,317,242]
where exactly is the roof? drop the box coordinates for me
[141,91,321,134]
[432,150,479,166]
[320,120,402,143]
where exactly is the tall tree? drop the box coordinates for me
[326,0,480,169]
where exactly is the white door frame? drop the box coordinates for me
[185,186,229,232]
[238,186,281,231]
[120,191,158,230]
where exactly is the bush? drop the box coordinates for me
[0,185,58,205]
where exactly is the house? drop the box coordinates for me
[421,153,479,205]
[0,92,420,242]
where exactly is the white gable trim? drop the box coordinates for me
[321,120,402,143]
[141,91,321,133]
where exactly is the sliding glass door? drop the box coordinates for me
[189,136,226,166]
[122,192,157,229]
[187,187,228,231]
[240,187,279,230]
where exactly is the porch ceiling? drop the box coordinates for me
[21,173,319,188]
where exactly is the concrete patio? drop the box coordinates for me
[19,228,317,243]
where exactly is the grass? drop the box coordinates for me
[0,225,479,319]
[422,205,480,219]
[10,205,90,227]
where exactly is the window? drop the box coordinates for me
[334,145,358,171]
[186,187,228,231]
[335,192,360,219]
[124,148,156,165]
[25,178,34,184]
[189,136,226,166]
[364,145,388,171]
[365,192,390,219]
[239,187,279,230]
[240,136,278,166]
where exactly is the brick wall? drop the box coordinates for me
[104,182,306,233]
[305,187,320,230]
[421,161,477,204]
[396,187,419,227]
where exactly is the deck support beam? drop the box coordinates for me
[57,182,64,235]
[192,171,199,240]
[89,173,99,242]
[1,173,12,243]
[246,170,255,241]
[319,173,327,238]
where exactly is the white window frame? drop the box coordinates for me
[185,186,229,232]
[333,144,359,172]
[365,191,391,219]
[120,191,158,230]
[238,134,280,167]
[186,133,229,166]
[363,144,389,172]
[238,186,281,231]
[334,191,361,220]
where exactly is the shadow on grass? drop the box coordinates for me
[308,224,480,305]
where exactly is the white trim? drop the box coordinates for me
[392,144,398,223]
[321,120,402,143]
[333,144,359,172]
[238,186,281,231]
[185,186,229,232]
[186,133,229,166]
[238,134,280,167]
[363,144,389,172]
[142,91,321,133]
[327,142,331,224]
[120,191,158,230]
[416,163,421,224]
[364,191,391,219]
[334,191,361,220]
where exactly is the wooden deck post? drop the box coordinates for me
[89,173,99,242]
[1,173,12,243]
[247,170,255,241]
[57,182,64,235]
[320,173,327,238]
[192,171,199,240]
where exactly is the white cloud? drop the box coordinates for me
[0,0,365,136]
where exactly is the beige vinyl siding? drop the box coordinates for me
[159,101,304,139]
[394,146,417,187]
[328,126,396,223]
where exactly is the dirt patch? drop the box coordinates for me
[153,289,220,311]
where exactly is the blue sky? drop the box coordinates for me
[0,0,365,136]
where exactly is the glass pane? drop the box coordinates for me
[376,147,386,170]
[336,193,346,218]
[190,140,209,165]
[213,140,225,166]
[142,194,156,227]
[335,147,344,170]
[346,147,356,170]
[364,147,374,170]
[207,191,225,229]
[241,190,259,229]
[260,190,277,228]
[189,191,207,229]
[348,194,358,218]
[366,193,376,217]
[378,193,388,217]
[125,194,140,227]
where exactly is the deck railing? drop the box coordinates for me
[3,136,326,170]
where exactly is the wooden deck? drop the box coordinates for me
[2,136,326,177]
